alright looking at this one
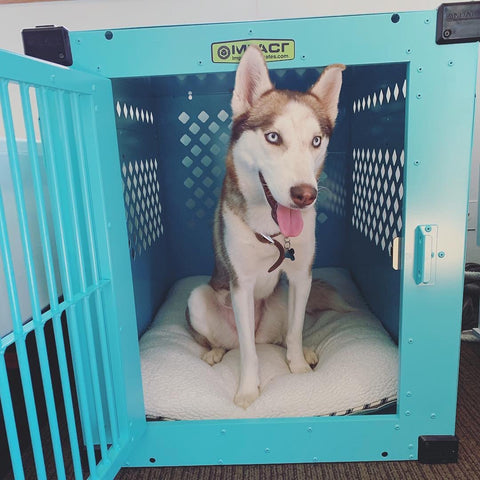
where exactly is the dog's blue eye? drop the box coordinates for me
[265,132,281,145]
[312,136,322,148]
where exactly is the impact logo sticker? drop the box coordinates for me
[212,39,295,63]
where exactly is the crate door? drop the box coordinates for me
[0,50,144,480]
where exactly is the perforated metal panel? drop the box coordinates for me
[121,158,164,259]
[352,147,405,252]
[112,80,169,336]
[347,63,407,340]
[178,107,230,224]
[351,78,407,254]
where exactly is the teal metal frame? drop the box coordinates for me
[0,8,477,478]
[0,50,144,479]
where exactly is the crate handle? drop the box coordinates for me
[414,225,438,285]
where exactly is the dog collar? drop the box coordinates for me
[255,232,295,273]
[259,172,279,225]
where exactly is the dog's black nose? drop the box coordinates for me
[290,184,317,208]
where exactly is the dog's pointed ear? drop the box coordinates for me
[231,45,273,118]
[310,64,346,124]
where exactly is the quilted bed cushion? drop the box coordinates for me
[139,268,398,420]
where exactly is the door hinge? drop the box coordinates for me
[437,2,480,44]
[22,25,72,66]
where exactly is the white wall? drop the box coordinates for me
[1,0,480,262]
[0,0,464,54]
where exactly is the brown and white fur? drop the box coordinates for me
[187,46,346,408]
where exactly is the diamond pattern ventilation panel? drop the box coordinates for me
[115,100,164,260]
[351,79,406,253]
[178,107,230,224]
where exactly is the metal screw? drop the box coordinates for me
[307,426,313,433]
[414,160,420,166]
[406,391,413,398]
[395,424,400,430]
[448,60,454,67]
[265,448,270,454]
[443,29,452,38]
[438,251,445,259]
[405,410,411,416]
[425,18,431,24]
[425,225,432,232]
[431,413,437,419]
[416,93,422,99]
[408,338,414,344]
[406,48,413,54]
[417,66,423,73]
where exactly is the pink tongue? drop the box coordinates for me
[276,204,303,237]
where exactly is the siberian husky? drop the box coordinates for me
[187,45,347,408]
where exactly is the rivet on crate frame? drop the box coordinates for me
[351,78,406,253]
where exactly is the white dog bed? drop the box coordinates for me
[139,268,398,420]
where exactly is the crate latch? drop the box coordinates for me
[391,236,402,271]
[414,225,438,285]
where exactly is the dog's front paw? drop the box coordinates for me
[303,347,319,368]
[234,387,260,409]
[288,359,312,374]
[202,347,226,366]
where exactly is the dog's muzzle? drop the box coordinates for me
[258,172,316,238]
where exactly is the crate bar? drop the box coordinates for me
[71,92,120,445]
[0,336,24,479]
[1,79,69,478]
[0,197,45,478]
[76,75,146,454]
[20,83,84,480]
[0,79,50,479]
[36,87,99,479]
[55,89,109,459]
[0,49,98,95]
[0,278,110,351]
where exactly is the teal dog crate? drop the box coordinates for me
[0,5,478,479]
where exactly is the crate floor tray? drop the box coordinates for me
[139,268,398,420]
